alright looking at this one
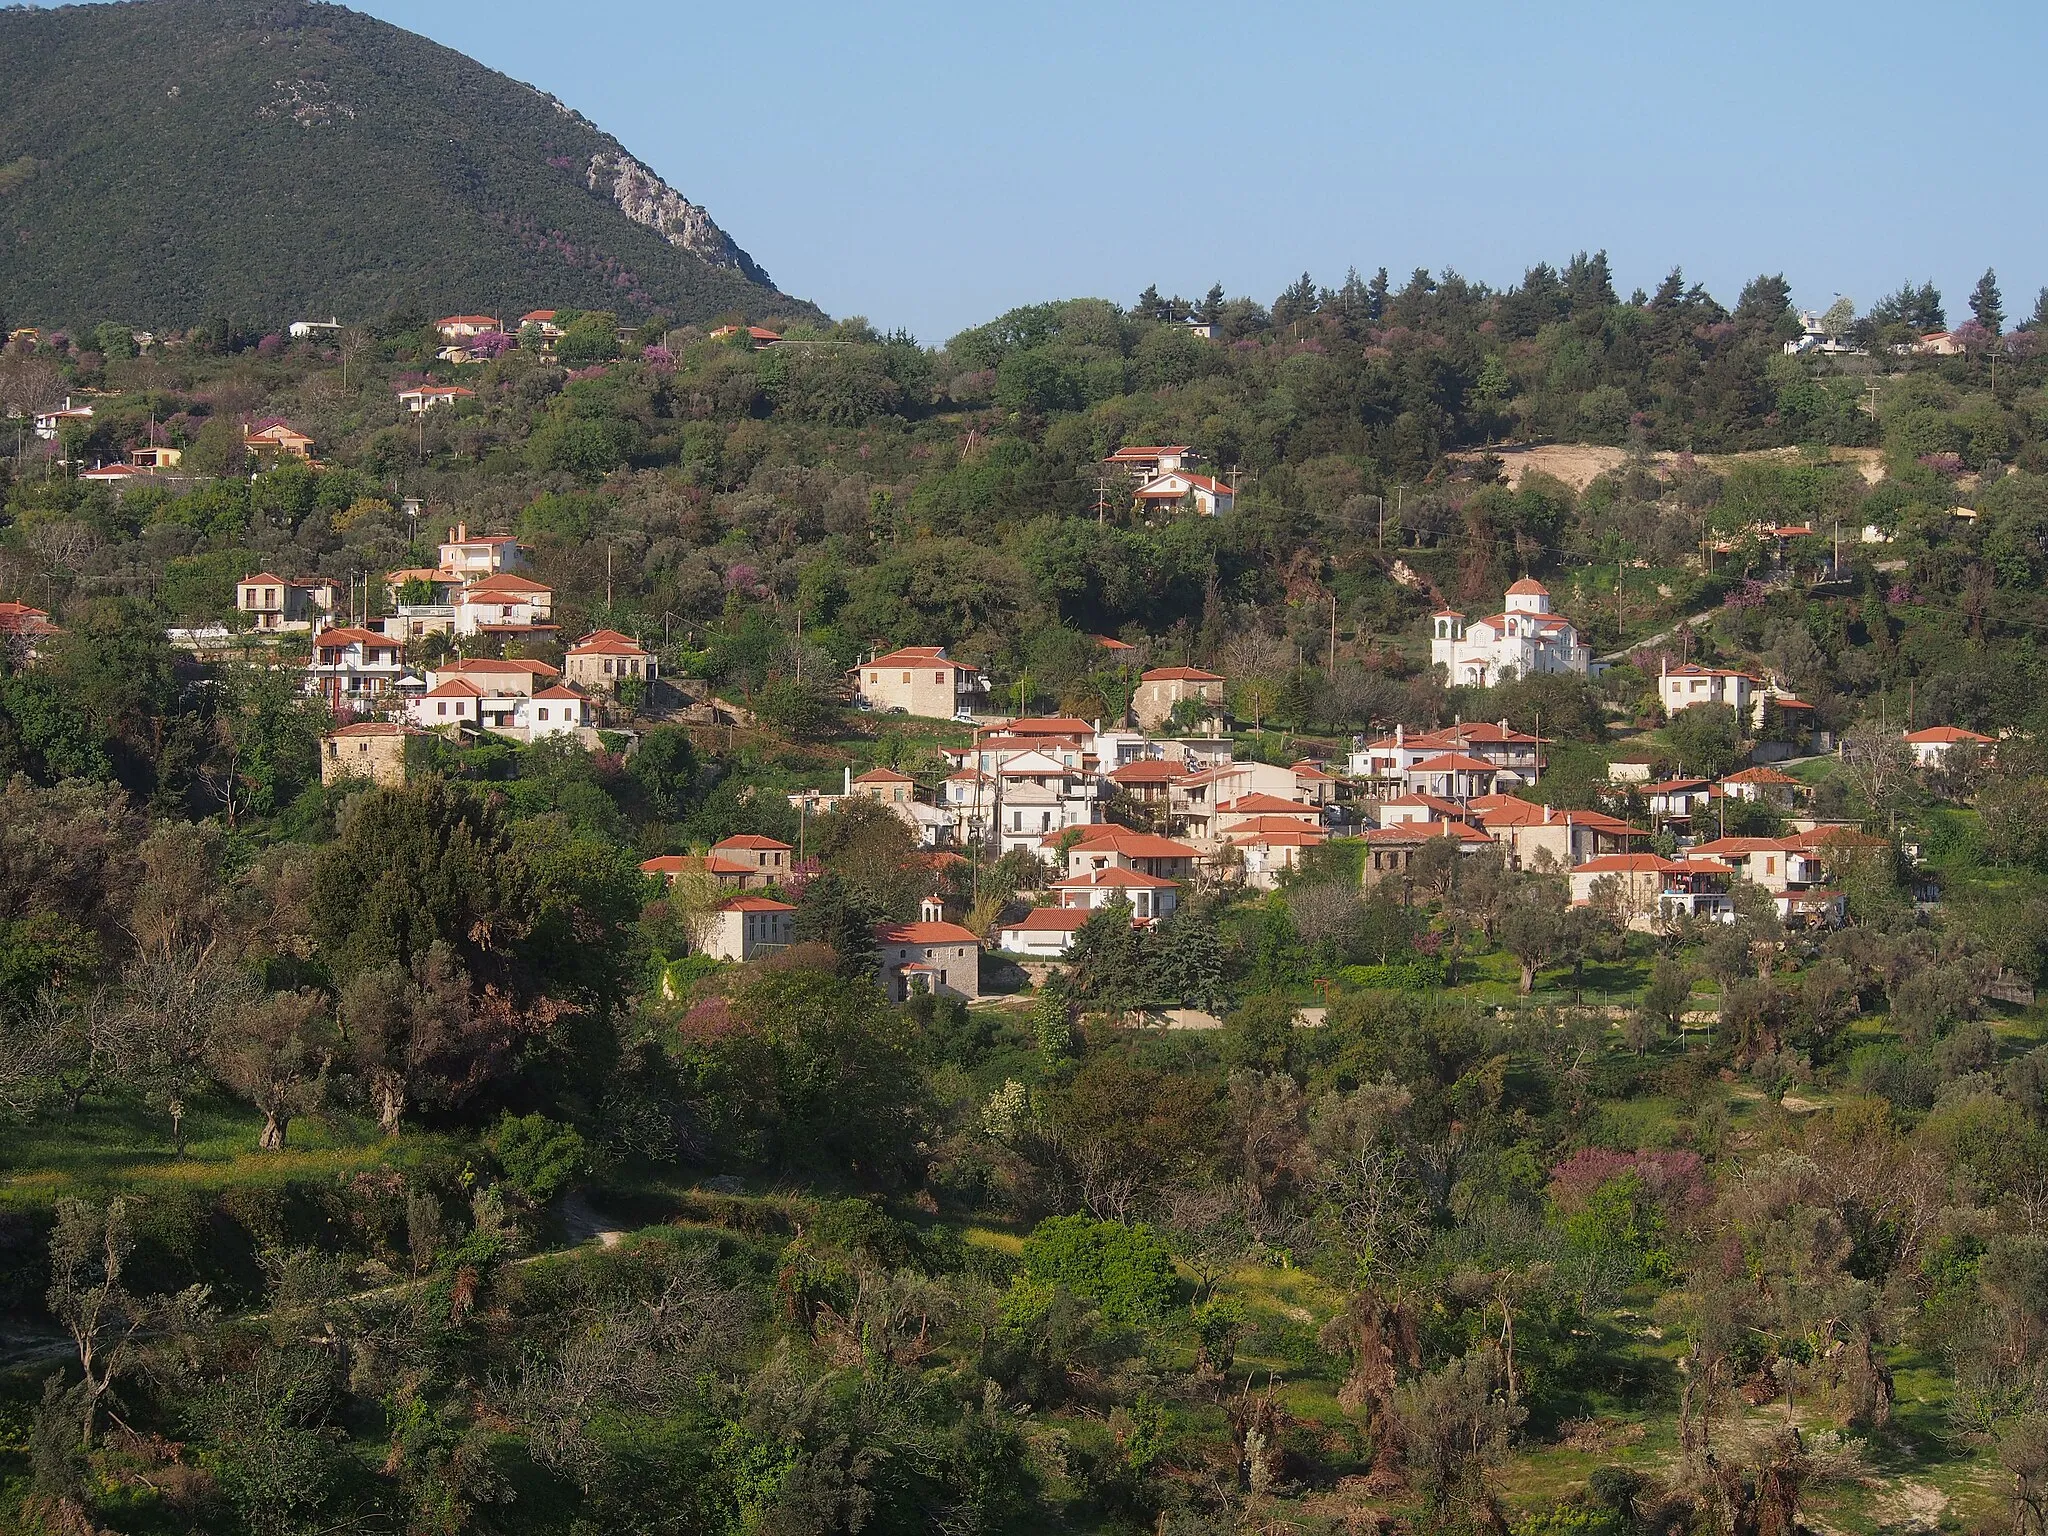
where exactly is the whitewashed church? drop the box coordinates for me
[1429,578,1590,686]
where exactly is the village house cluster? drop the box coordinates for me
[0,550,1996,1014]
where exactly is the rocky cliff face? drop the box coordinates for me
[586,150,770,288]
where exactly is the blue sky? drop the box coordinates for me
[49,0,2048,339]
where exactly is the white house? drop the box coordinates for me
[1430,580,1589,686]
[520,685,592,743]
[1904,725,1994,767]
[33,398,94,441]
[1133,471,1235,517]
[289,318,344,340]
[1050,866,1181,922]
[704,896,794,961]
[438,524,527,577]
[1106,445,1197,479]
[454,573,555,637]
[993,907,1093,958]
[1659,662,1757,718]
[398,385,477,414]
[850,646,987,720]
[307,626,405,715]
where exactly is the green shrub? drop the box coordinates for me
[1335,958,1444,991]
[1021,1214,1177,1322]
[489,1112,586,1203]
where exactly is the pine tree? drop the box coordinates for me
[1970,268,2004,336]
[1148,908,1225,1011]
[1366,267,1390,322]
[1135,283,1165,321]
[1273,271,1319,326]
[2026,287,2048,334]
[1200,283,1225,325]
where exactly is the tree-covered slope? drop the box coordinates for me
[0,0,813,330]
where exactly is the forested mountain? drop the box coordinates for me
[0,0,807,329]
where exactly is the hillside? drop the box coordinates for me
[0,0,813,330]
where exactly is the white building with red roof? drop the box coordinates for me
[705,896,795,961]
[1133,471,1235,518]
[849,645,987,720]
[454,572,555,637]
[308,626,405,714]
[1430,579,1589,686]
[438,522,527,578]
[1659,661,1760,718]
[1051,865,1181,921]
[1904,725,1995,767]
[993,906,1094,959]
[1104,445,1196,479]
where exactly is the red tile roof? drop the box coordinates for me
[720,896,794,912]
[1904,726,1994,745]
[876,920,981,945]
[1000,908,1093,933]
[1141,666,1223,682]
[568,628,647,655]
[713,835,793,852]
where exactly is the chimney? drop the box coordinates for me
[843,766,852,796]
[1395,723,1404,746]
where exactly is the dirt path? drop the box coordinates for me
[1452,443,1885,493]
[558,1189,627,1249]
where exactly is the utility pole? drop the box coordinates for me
[1377,493,1384,550]
[605,544,613,608]
[1616,558,1624,641]
[1327,591,1337,679]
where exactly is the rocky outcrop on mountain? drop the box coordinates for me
[587,151,771,288]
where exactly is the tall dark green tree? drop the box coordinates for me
[792,869,884,980]
[1971,268,2006,336]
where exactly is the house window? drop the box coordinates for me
[868,672,878,684]
[437,702,447,716]
[538,708,550,721]
[934,673,945,685]
[900,672,910,684]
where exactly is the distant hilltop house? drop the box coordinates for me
[1104,445,1237,517]
[435,314,499,341]
[289,317,344,340]
[128,444,181,470]
[1782,310,1862,357]
[1135,471,1235,518]
[0,599,57,659]
[1132,665,1225,731]
[244,421,314,462]
[398,384,477,414]
[565,629,656,691]
[518,310,564,341]
[32,397,93,440]
[236,572,338,633]
[850,645,987,720]
[1430,579,1589,686]
[709,324,782,347]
